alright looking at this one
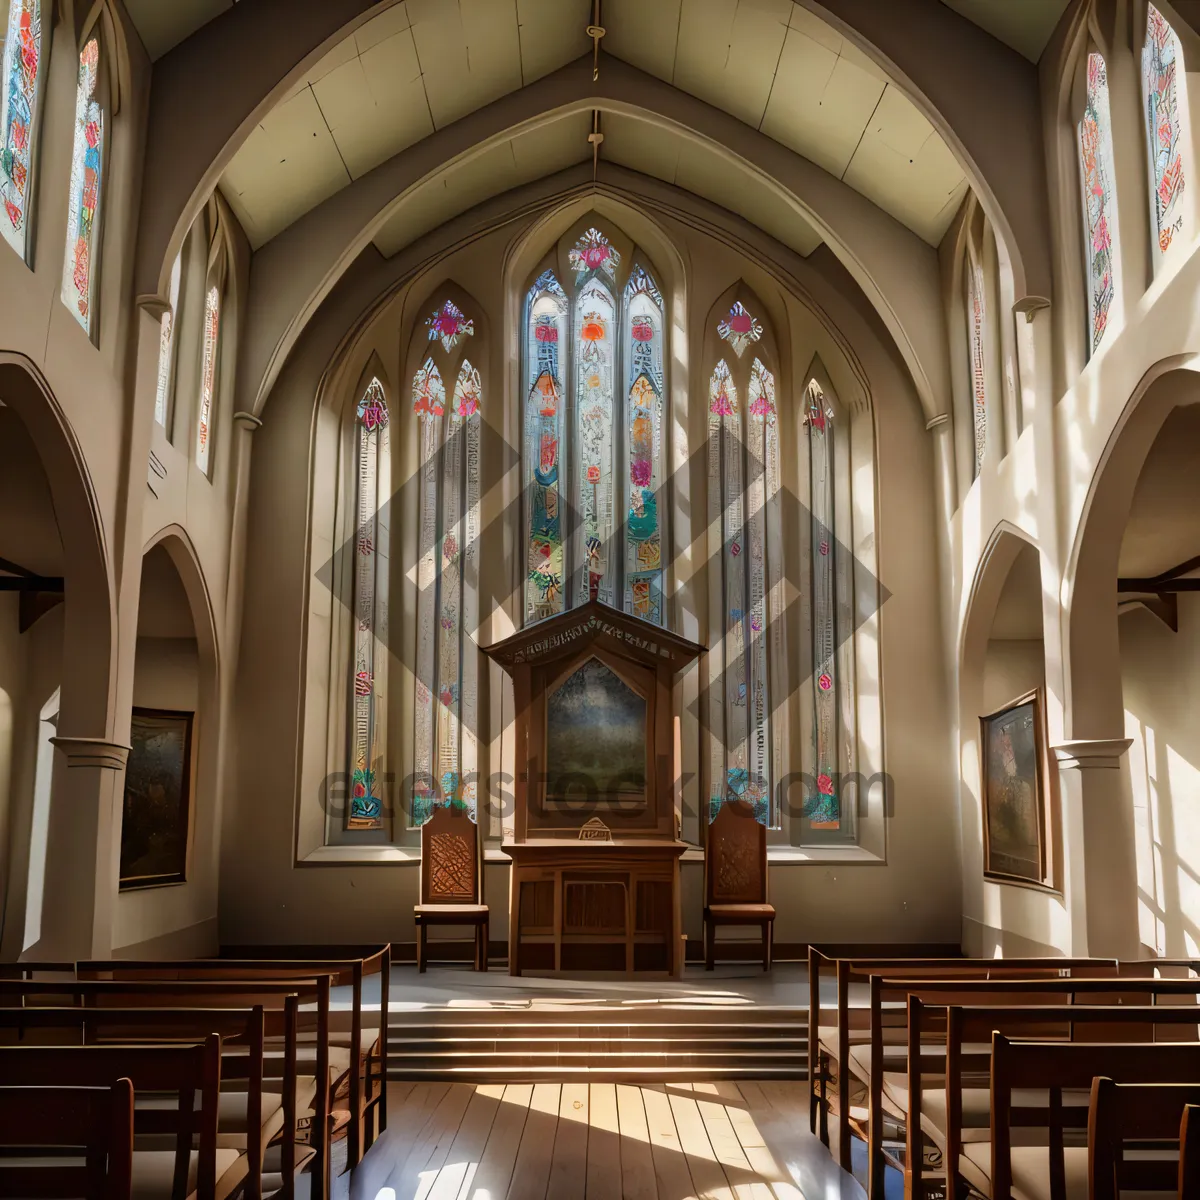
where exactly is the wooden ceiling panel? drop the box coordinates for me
[516,0,591,83]
[602,0,681,82]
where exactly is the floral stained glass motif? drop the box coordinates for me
[968,262,986,476]
[624,265,665,625]
[195,286,219,474]
[574,279,617,607]
[1079,52,1118,353]
[348,378,390,828]
[1143,5,1187,258]
[524,271,569,624]
[154,254,182,427]
[61,36,102,332]
[706,356,779,827]
[569,226,619,283]
[413,354,482,827]
[717,301,763,358]
[806,382,840,829]
[426,299,474,353]
[0,0,43,259]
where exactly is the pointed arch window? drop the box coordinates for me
[61,34,104,334]
[347,378,390,829]
[194,285,220,473]
[1143,4,1188,263]
[966,254,987,476]
[0,0,45,262]
[1079,51,1118,353]
[154,254,182,428]
[522,226,668,627]
[411,315,482,828]
[706,340,784,827]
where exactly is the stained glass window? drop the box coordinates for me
[524,270,568,624]
[426,299,474,352]
[0,0,43,261]
[717,301,763,358]
[61,36,102,333]
[805,382,841,829]
[967,260,986,476]
[1144,5,1187,260]
[624,266,665,624]
[1079,52,1118,353]
[195,285,219,474]
[348,377,390,829]
[412,351,481,827]
[706,355,782,826]
[154,254,182,428]
[522,230,668,629]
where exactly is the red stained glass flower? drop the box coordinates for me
[3,199,20,229]
[632,318,654,342]
[586,465,601,483]
[353,781,367,799]
[355,670,373,697]
[817,773,834,795]
[728,311,753,334]
[581,319,605,342]
[630,460,651,487]
[818,673,833,692]
[443,534,458,559]
[535,323,558,343]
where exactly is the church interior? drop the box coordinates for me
[5,0,1200,1196]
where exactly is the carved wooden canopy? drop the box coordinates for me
[481,599,705,675]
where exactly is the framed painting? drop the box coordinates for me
[980,689,1048,885]
[119,707,193,890]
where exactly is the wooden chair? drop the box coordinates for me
[703,798,775,971]
[1089,1078,1200,1200]
[414,806,489,972]
[0,1079,134,1199]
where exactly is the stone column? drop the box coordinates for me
[40,736,130,959]
[1053,738,1140,959]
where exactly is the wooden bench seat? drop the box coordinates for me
[0,1079,133,1199]
[0,1038,243,1200]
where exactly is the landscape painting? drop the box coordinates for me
[119,707,194,889]
[545,657,647,809]
[980,690,1047,885]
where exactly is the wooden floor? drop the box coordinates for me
[348,1080,825,1200]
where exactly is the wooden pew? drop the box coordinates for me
[855,972,1191,1199]
[1182,1105,1200,1197]
[0,1004,293,1200]
[1088,1078,1200,1200]
[0,977,329,1200]
[810,956,1118,1177]
[0,1036,240,1200]
[905,995,1200,1199]
[0,1078,133,1199]
[985,1037,1200,1200]
[79,946,390,1168]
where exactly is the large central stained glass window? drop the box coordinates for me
[523,225,667,627]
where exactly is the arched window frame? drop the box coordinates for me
[153,252,182,429]
[61,26,109,339]
[1077,45,1120,356]
[0,0,49,266]
[703,289,787,832]
[1140,2,1193,270]
[344,372,391,830]
[408,291,485,836]
[520,220,670,629]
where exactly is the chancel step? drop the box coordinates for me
[386,1005,809,1082]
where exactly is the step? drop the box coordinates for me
[387,1005,809,1024]
[387,1064,809,1082]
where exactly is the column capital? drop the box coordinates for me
[924,412,951,431]
[1052,738,1133,770]
[50,737,131,770]
[232,411,263,431]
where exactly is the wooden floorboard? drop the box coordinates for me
[350,1080,834,1199]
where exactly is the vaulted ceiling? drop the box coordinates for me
[210,0,985,256]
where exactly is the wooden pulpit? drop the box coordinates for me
[483,600,704,975]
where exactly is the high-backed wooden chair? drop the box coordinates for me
[703,799,774,971]
[414,805,489,972]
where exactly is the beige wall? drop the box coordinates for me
[220,192,960,948]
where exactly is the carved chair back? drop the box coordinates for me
[705,799,767,906]
[419,806,481,906]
